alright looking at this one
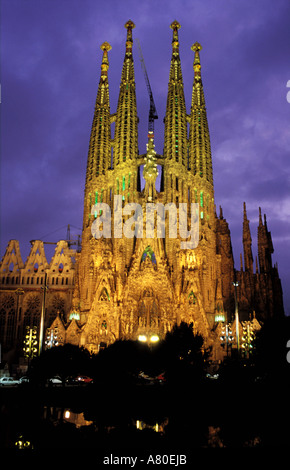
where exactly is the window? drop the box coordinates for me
[200,191,204,208]
[99,287,110,301]
[188,291,197,305]
[141,246,157,264]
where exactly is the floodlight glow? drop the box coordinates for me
[150,335,159,343]
[138,335,147,342]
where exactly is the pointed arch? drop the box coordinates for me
[99,287,110,302]
[141,246,156,264]
[188,291,197,305]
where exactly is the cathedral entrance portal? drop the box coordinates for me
[137,288,160,343]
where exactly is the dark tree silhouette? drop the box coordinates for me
[156,322,211,385]
[28,343,91,385]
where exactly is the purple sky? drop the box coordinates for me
[1,0,290,315]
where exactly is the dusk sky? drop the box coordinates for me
[1,0,290,315]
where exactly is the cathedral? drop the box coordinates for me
[0,21,284,362]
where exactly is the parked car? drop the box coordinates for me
[0,376,20,386]
[48,376,62,385]
[75,376,93,384]
[19,376,29,383]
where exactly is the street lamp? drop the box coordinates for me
[241,321,254,358]
[233,278,240,352]
[220,323,234,356]
[23,326,38,361]
[14,288,24,345]
[39,272,48,356]
[45,326,59,349]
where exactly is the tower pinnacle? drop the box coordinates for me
[191,42,202,80]
[164,20,187,168]
[243,202,253,273]
[170,20,181,54]
[188,42,213,184]
[125,20,135,53]
[100,42,112,80]
[114,19,138,167]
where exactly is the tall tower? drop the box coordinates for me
[243,202,253,274]
[113,20,138,172]
[84,41,112,226]
[258,207,273,274]
[187,41,218,326]
[75,42,113,318]
[163,21,188,172]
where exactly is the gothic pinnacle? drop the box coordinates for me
[125,19,135,53]
[100,42,111,80]
[243,201,247,219]
[125,19,135,30]
[170,20,181,54]
[191,42,202,79]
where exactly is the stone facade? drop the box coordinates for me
[0,239,75,354]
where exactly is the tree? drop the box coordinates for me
[91,339,151,385]
[28,344,91,385]
[252,316,290,385]
[157,322,210,385]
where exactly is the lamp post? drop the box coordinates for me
[23,326,38,364]
[39,272,48,356]
[45,326,59,349]
[220,323,234,356]
[14,288,24,346]
[233,279,240,352]
[241,321,254,358]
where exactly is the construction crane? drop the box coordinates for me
[136,38,158,134]
[66,224,81,251]
[30,224,81,252]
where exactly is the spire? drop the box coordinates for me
[257,207,273,273]
[259,206,263,226]
[243,202,253,273]
[163,21,187,167]
[114,20,138,167]
[188,42,213,185]
[85,42,112,184]
[240,253,243,271]
[255,256,259,274]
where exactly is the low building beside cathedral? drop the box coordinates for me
[0,21,284,363]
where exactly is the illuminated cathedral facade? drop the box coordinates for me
[0,21,284,360]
